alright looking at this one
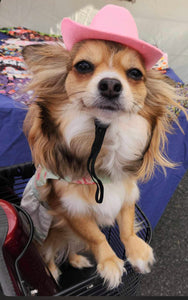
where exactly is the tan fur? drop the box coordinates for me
[22,40,187,288]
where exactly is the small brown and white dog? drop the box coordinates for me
[21,38,186,289]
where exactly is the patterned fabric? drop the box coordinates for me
[0,38,31,103]
[0,27,61,104]
[153,52,168,74]
[21,175,53,243]
[35,164,95,186]
[169,82,188,117]
[0,27,60,42]
[21,165,101,243]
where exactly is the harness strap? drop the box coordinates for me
[87,119,109,204]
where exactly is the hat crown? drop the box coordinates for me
[90,5,138,39]
[61,4,163,69]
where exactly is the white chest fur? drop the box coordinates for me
[64,111,149,156]
[102,114,149,180]
[91,180,139,226]
[92,181,125,226]
[60,180,139,227]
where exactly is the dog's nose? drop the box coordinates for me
[98,78,122,99]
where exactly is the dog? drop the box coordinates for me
[21,5,187,289]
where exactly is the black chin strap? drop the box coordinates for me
[87,119,109,204]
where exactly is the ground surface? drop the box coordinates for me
[139,170,188,296]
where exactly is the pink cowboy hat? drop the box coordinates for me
[61,4,163,69]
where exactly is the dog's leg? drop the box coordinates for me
[66,215,125,289]
[47,258,61,280]
[117,202,155,273]
[68,253,93,269]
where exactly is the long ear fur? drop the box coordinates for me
[137,69,187,181]
[23,44,73,174]
[23,44,88,178]
[22,43,71,100]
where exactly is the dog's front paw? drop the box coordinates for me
[124,235,155,273]
[97,256,125,289]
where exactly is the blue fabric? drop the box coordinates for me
[138,67,187,228]
[138,111,188,228]
[0,32,9,45]
[165,68,184,84]
[0,95,32,167]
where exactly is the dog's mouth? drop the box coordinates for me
[97,104,120,111]
[80,96,124,115]
[95,100,124,112]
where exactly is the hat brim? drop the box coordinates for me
[61,18,163,70]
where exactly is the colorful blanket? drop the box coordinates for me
[0,27,61,105]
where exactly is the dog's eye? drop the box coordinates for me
[74,60,94,74]
[126,68,143,81]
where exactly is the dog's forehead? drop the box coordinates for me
[72,40,145,71]
[72,40,110,64]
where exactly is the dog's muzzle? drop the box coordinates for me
[98,77,122,99]
[97,77,123,111]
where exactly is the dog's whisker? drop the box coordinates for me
[67,90,87,98]
[133,101,143,110]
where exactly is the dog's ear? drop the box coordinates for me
[22,43,71,74]
[22,43,73,171]
[22,44,44,69]
[22,43,71,99]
